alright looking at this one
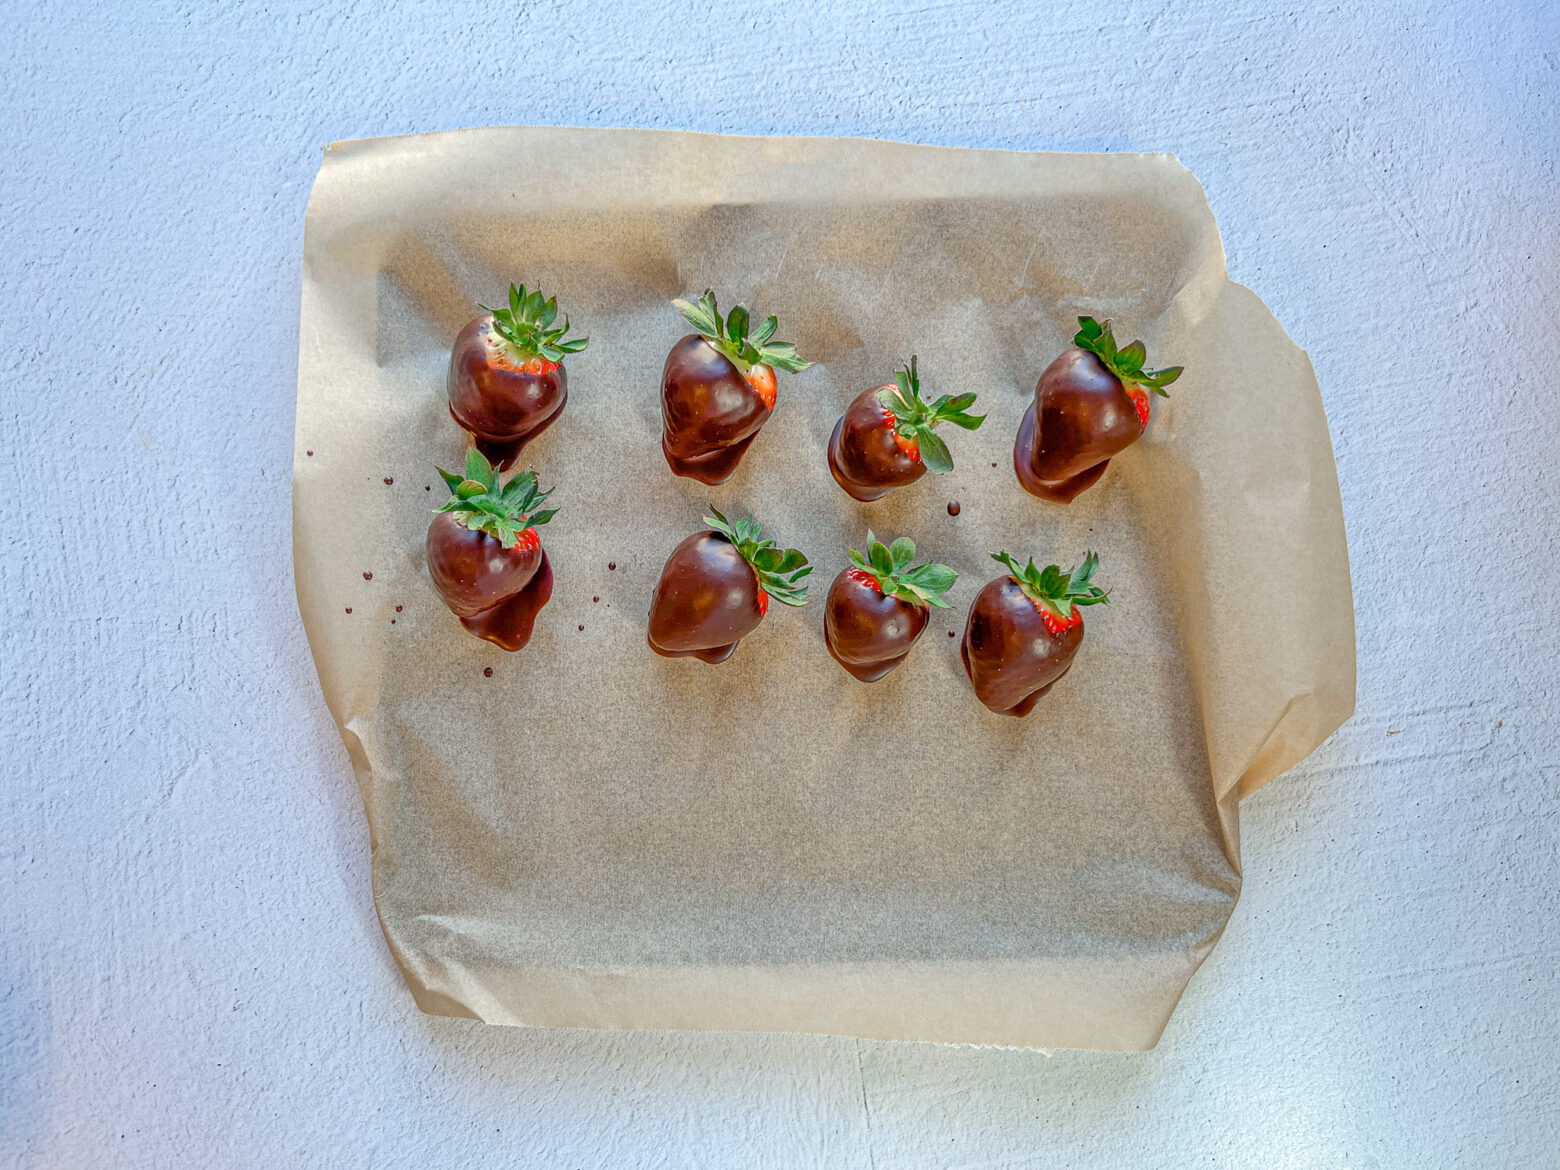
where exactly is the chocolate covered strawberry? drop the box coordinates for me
[426,449,557,651]
[448,282,589,471]
[1014,317,1181,503]
[824,532,957,682]
[828,357,984,502]
[961,551,1109,716]
[660,290,811,484]
[647,508,810,664]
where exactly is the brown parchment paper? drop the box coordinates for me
[293,127,1355,1051]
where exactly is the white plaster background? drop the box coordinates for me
[2,2,1556,1166]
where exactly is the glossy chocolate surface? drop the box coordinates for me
[1014,346,1140,503]
[827,385,925,502]
[647,531,764,663]
[660,335,768,485]
[426,512,541,617]
[448,316,567,471]
[823,569,929,682]
[960,575,1083,716]
[458,553,553,652]
[426,513,551,651]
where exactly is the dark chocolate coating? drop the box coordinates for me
[647,531,764,663]
[426,513,552,651]
[827,385,926,502]
[823,569,929,682]
[448,316,568,471]
[960,575,1083,716]
[457,553,553,652]
[1014,346,1141,503]
[661,335,769,485]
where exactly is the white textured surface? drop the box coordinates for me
[2,2,1555,1166]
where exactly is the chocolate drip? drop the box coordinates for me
[458,552,554,652]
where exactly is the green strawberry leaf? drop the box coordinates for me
[434,449,557,547]
[726,304,750,342]
[902,563,957,594]
[1072,316,1181,403]
[874,356,980,467]
[917,429,953,474]
[843,532,958,608]
[675,290,811,377]
[702,506,810,606]
[482,282,588,362]
[753,546,784,572]
[990,549,1109,616]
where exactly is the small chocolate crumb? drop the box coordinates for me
[363,571,372,580]
[991,461,997,467]
[306,450,313,457]
[578,624,585,631]
[608,562,616,571]
[483,667,493,677]
[390,619,396,624]
[395,605,403,612]
[345,607,352,614]
[592,596,599,603]
[425,485,431,491]
[383,477,393,485]
[948,630,956,637]
[947,501,961,516]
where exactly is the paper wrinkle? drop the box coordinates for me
[294,126,1354,1050]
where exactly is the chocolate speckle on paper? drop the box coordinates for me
[483,667,493,678]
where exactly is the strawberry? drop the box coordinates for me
[1014,316,1181,503]
[828,357,984,502]
[425,449,558,651]
[448,282,589,471]
[660,290,811,485]
[824,532,957,682]
[960,550,1109,716]
[647,507,810,663]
